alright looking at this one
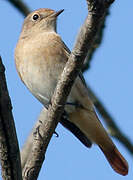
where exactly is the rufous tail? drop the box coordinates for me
[99,145,128,176]
[69,107,128,176]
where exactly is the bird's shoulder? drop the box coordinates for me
[46,32,88,88]
[43,32,71,57]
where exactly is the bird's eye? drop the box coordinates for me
[32,14,39,21]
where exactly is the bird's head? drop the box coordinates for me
[20,8,64,38]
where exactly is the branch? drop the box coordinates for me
[6,0,30,16]
[82,10,109,71]
[0,57,22,180]
[21,116,43,170]
[22,0,114,179]
[87,85,133,154]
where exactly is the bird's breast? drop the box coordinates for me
[15,43,64,106]
[15,32,75,108]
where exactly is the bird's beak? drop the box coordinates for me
[55,9,64,16]
[51,9,64,18]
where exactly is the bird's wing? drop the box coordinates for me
[60,111,92,148]
[59,39,92,148]
[61,40,88,88]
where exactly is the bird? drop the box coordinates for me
[15,8,128,176]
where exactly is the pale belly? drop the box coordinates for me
[20,62,59,106]
[18,57,76,112]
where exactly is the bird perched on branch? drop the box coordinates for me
[15,8,128,176]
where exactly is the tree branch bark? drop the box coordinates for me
[22,0,114,179]
[0,57,22,180]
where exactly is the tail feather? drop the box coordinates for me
[99,145,128,176]
[69,108,128,176]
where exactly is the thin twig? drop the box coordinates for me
[6,0,30,16]
[22,0,114,179]
[87,85,133,154]
[0,57,22,180]
[82,10,109,71]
